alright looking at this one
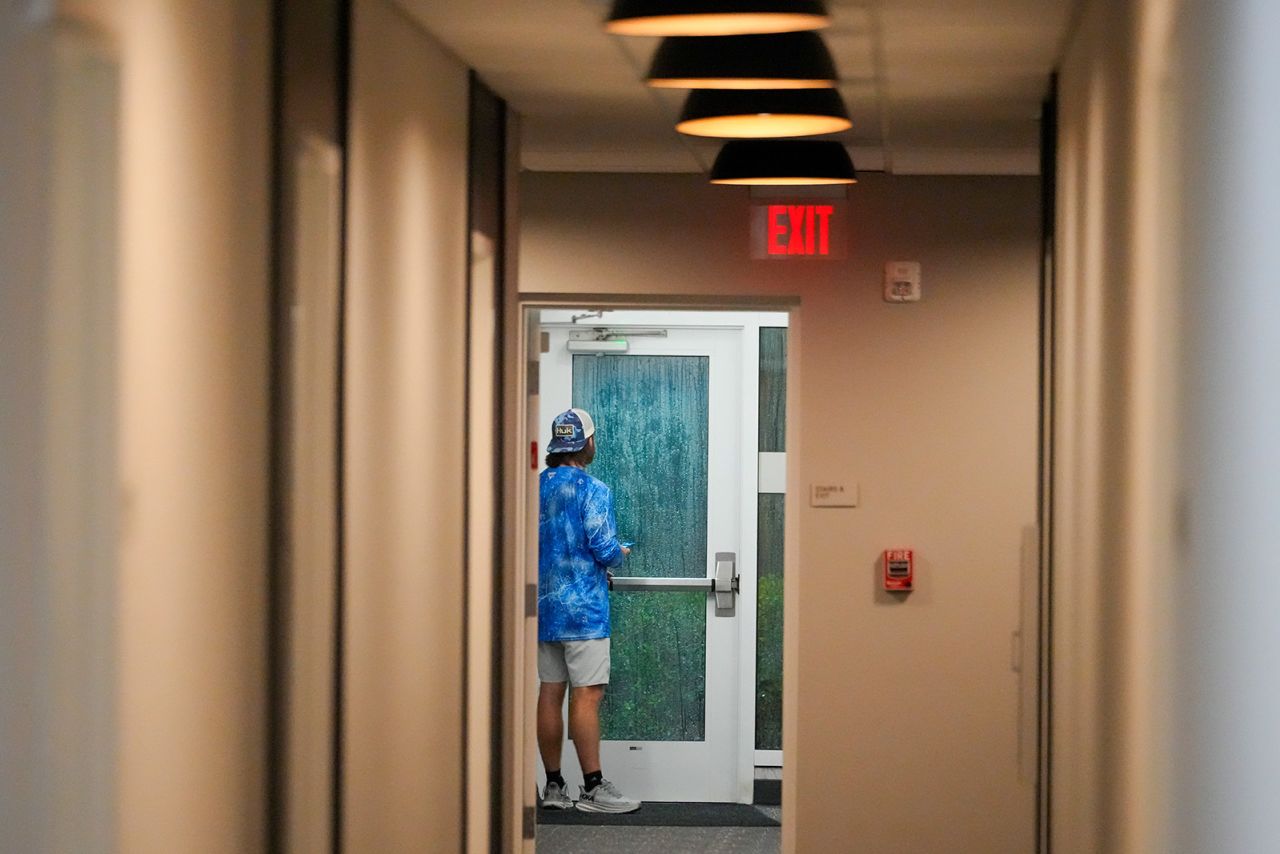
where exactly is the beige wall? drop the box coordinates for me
[38,1,275,852]
[520,172,1041,853]
[0,0,277,851]
[1,9,123,852]
[1053,3,1141,850]
[1056,1,1280,852]
[1054,0,1190,850]
[344,1,469,850]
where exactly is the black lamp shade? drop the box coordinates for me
[606,0,831,36]
[677,88,851,138]
[647,32,838,89]
[710,140,857,185]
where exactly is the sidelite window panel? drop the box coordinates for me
[759,327,788,452]
[756,327,787,751]
[573,354,710,742]
[756,494,785,750]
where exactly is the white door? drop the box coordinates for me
[537,322,745,803]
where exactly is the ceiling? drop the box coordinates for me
[397,0,1079,175]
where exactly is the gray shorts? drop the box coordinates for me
[538,638,611,687]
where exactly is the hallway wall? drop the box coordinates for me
[520,172,1041,853]
[1052,2,1147,850]
[1055,1,1280,851]
[344,1,469,850]
[1,8,123,851]
[45,2,274,851]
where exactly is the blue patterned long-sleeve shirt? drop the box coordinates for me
[538,466,625,642]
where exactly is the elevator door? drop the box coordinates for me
[540,325,744,802]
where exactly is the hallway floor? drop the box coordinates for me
[537,806,781,854]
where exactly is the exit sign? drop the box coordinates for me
[750,201,847,260]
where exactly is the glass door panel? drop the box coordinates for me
[603,590,706,741]
[572,354,710,742]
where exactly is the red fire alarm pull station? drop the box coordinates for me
[883,549,914,592]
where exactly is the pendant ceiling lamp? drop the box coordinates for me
[605,0,831,37]
[677,89,851,138]
[709,139,857,185]
[647,32,838,89]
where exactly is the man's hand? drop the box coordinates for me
[621,546,631,556]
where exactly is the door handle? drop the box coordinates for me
[608,551,739,618]
[714,552,737,617]
[608,576,715,592]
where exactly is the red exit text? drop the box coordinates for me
[750,201,847,260]
[768,204,833,255]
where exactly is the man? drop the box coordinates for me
[536,407,641,814]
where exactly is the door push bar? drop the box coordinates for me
[608,552,739,618]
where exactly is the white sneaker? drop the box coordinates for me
[575,778,641,814]
[541,780,573,810]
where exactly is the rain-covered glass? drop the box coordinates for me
[573,354,710,742]
[756,327,787,750]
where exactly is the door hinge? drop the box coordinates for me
[523,805,536,839]
[525,583,538,618]
[527,358,540,395]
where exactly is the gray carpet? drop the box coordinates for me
[537,825,780,854]
[538,802,780,827]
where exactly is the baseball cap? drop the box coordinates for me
[547,408,596,454]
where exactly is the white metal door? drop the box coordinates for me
[537,323,743,803]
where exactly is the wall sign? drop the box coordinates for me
[750,201,848,260]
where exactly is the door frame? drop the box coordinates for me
[537,311,787,802]
[501,294,800,850]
